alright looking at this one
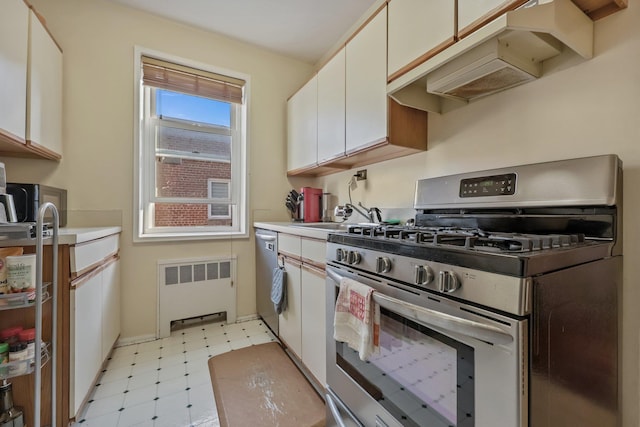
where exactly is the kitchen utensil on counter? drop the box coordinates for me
[322,193,333,222]
[285,189,302,220]
[6,183,67,227]
[0,195,17,224]
[299,187,322,223]
[0,165,16,224]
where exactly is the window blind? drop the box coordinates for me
[142,56,245,104]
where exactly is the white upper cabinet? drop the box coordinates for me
[0,1,62,160]
[317,47,346,164]
[287,76,317,172]
[458,0,524,38]
[27,9,63,158]
[0,0,29,143]
[345,6,387,153]
[287,3,427,177]
[388,0,455,80]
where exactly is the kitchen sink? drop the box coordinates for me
[290,222,351,231]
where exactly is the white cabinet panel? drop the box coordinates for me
[0,0,29,141]
[317,48,346,163]
[287,76,317,172]
[101,259,121,361]
[458,0,521,35]
[71,273,103,417]
[301,265,326,385]
[70,234,119,276]
[388,0,455,78]
[27,10,63,156]
[69,233,121,418]
[301,237,326,266]
[278,233,301,258]
[279,258,302,358]
[346,7,387,153]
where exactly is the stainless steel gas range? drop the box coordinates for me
[325,154,622,427]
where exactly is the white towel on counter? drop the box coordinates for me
[333,277,380,361]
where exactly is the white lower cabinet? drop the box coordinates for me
[69,237,121,418]
[279,257,303,358]
[277,233,327,387]
[301,264,326,385]
[71,272,103,417]
[101,259,121,361]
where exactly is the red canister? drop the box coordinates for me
[0,326,23,344]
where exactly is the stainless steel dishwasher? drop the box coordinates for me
[255,229,278,335]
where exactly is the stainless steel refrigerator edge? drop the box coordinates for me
[255,229,278,335]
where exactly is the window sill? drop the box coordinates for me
[134,230,249,243]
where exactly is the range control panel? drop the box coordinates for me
[459,173,516,197]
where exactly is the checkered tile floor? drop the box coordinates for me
[73,319,276,427]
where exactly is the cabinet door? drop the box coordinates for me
[388,0,455,79]
[287,76,317,172]
[27,10,63,156]
[345,6,387,153]
[71,272,103,417]
[0,0,29,142]
[278,258,302,358]
[317,48,346,163]
[301,265,326,386]
[458,0,524,38]
[101,259,120,361]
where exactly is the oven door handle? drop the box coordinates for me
[327,268,513,346]
[326,389,364,427]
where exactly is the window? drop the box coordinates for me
[208,179,231,219]
[134,50,248,241]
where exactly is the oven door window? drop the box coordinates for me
[337,307,475,427]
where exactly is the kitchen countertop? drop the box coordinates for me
[58,226,122,245]
[254,221,342,240]
[0,226,122,247]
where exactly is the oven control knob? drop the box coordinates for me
[414,265,434,286]
[376,257,392,274]
[438,271,460,293]
[336,248,346,262]
[347,251,361,265]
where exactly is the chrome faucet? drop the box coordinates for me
[336,202,382,223]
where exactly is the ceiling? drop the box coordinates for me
[109,0,378,64]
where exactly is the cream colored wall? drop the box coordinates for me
[318,4,640,426]
[1,0,312,340]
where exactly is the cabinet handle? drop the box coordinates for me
[300,257,325,270]
[302,263,325,277]
[283,257,302,268]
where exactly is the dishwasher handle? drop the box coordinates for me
[255,232,276,242]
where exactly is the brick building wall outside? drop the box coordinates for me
[154,126,232,227]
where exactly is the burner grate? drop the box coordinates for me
[345,224,586,253]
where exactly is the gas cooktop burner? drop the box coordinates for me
[344,224,586,253]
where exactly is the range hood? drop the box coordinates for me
[388,0,594,113]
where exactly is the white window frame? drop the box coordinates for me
[208,178,232,219]
[133,47,249,242]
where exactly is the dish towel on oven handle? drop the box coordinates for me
[333,277,380,361]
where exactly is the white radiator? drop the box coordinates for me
[157,256,237,338]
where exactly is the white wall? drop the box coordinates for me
[317,4,640,426]
[2,0,312,340]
